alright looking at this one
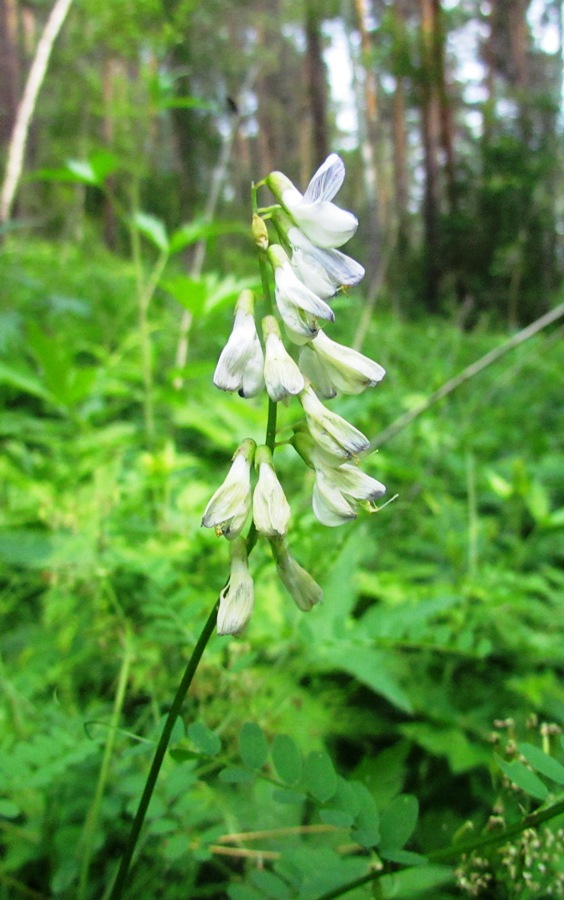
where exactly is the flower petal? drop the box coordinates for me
[302,154,345,203]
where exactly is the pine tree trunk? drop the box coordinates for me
[0,0,21,152]
[304,0,329,167]
[419,0,442,311]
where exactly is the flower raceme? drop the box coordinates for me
[266,153,358,249]
[202,153,388,634]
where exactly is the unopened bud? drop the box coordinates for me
[252,213,269,251]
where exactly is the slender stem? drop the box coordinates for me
[312,798,564,900]
[108,600,219,900]
[78,629,133,900]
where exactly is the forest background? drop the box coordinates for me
[1,0,564,898]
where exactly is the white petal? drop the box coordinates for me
[300,385,370,460]
[298,345,337,399]
[213,309,260,393]
[201,453,252,539]
[329,463,386,501]
[239,337,265,398]
[312,470,357,527]
[264,333,305,401]
[253,463,291,538]
[303,154,345,203]
[274,263,335,322]
[290,201,358,249]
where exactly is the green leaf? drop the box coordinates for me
[0,360,51,400]
[379,794,419,851]
[161,275,208,316]
[250,868,294,899]
[304,750,337,803]
[239,722,269,770]
[218,767,254,784]
[350,782,380,848]
[272,788,306,805]
[330,645,413,714]
[319,808,354,828]
[133,212,169,252]
[188,721,221,757]
[65,159,101,185]
[271,734,302,786]
[496,755,549,800]
[519,743,564,786]
[380,849,427,866]
[0,799,20,818]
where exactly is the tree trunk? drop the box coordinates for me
[304,0,329,168]
[0,0,21,152]
[419,0,442,311]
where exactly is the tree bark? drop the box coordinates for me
[0,0,75,225]
[304,0,329,167]
[419,0,442,310]
[0,0,21,152]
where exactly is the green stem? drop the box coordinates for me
[312,798,564,900]
[78,629,133,900]
[108,600,219,900]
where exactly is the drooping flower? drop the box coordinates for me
[271,210,365,300]
[262,315,305,402]
[217,537,254,635]
[252,445,291,539]
[201,439,255,539]
[270,539,323,611]
[299,384,370,461]
[312,463,386,527]
[213,290,264,398]
[267,244,334,343]
[299,330,386,397]
[266,154,358,249]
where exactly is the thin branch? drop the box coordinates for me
[0,0,76,225]
[371,303,564,449]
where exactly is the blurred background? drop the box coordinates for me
[1,1,564,898]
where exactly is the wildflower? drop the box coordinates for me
[268,244,334,343]
[312,463,386,527]
[262,315,305,402]
[266,154,358,249]
[253,445,291,539]
[272,210,364,300]
[300,330,386,397]
[217,538,254,635]
[213,290,264,397]
[271,540,323,611]
[299,384,370,460]
[201,439,255,539]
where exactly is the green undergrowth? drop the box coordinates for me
[1,237,564,898]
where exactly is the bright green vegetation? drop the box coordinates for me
[1,236,564,898]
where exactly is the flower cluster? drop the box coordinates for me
[202,154,387,634]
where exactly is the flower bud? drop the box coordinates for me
[252,213,269,251]
[262,316,305,402]
[299,384,370,461]
[201,439,255,539]
[253,445,291,539]
[267,244,334,342]
[300,330,385,397]
[271,540,323,611]
[213,290,264,398]
[217,538,254,635]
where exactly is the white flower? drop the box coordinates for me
[262,316,305,402]
[201,439,255,539]
[252,445,291,539]
[312,463,386,527]
[268,244,334,343]
[288,226,365,300]
[217,538,254,635]
[213,290,264,398]
[271,540,323,611]
[299,384,370,461]
[299,330,385,397]
[266,154,358,248]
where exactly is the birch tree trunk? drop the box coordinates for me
[0,0,75,225]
